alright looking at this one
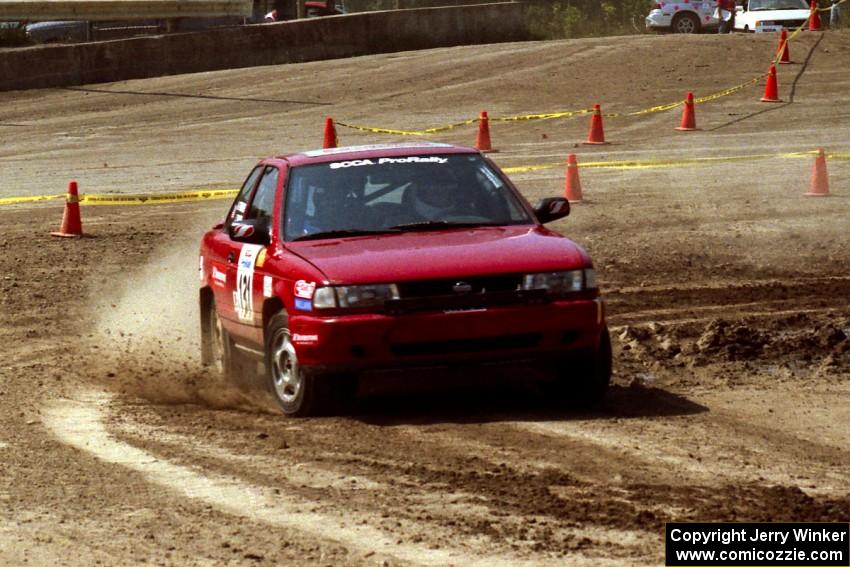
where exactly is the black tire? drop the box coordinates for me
[264,311,356,417]
[208,300,251,383]
[545,327,612,406]
[672,12,700,33]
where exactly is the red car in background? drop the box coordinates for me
[265,1,346,20]
[199,143,611,416]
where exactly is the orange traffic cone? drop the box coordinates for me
[564,154,583,202]
[804,148,830,196]
[808,0,822,30]
[582,104,607,145]
[322,117,338,149]
[777,29,792,64]
[760,65,782,103]
[475,111,494,152]
[675,92,699,131]
[51,180,83,237]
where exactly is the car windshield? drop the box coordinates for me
[283,154,533,241]
[747,0,808,10]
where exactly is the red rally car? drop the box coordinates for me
[199,142,611,416]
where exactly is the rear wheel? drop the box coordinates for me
[265,311,356,416]
[672,12,700,33]
[545,328,612,406]
[208,300,251,382]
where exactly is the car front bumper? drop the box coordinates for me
[289,298,606,374]
[646,11,672,29]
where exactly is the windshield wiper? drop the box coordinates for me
[292,228,399,242]
[389,220,502,232]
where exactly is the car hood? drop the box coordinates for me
[287,225,590,284]
[741,8,809,20]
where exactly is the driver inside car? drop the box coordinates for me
[303,186,342,234]
[406,175,469,221]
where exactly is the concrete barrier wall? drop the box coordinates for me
[0,0,253,21]
[0,2,529,92]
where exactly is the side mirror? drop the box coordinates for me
[228,218,271,246]
[533,197,570,224]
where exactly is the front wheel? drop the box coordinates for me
[265,311,356,416]
[672,12,700,33]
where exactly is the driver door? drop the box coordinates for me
[225,165,279,344]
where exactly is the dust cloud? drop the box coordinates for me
[90,236,269,412]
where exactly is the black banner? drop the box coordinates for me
[666,523,850,566]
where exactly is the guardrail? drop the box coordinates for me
[0,0,252,20]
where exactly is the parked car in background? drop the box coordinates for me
[645,1,720,33]
[0,20,27,46]
[263,0,346,20]
[25,17,240,43]
[734,0,810,31]
[25,20,91,43]
[305,0,346,17]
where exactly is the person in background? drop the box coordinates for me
[831,0,842,28]
[717,0,736,33]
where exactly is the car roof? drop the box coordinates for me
[274,142,480,167]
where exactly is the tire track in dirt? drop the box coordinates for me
[45,390,616,567]
[377,400,707,490]
[508,386,850,492]
[112,422,387,492]
[114,412,661,564]
[606,277,850,325]
[110,419,656,563]
[610,304,841,327]
[92,392,664,563]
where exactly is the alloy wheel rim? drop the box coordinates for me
[677,19,695,32]
[271,329,301,404]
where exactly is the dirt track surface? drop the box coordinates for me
[1,31,849,565]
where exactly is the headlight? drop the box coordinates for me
[312,287,337,309]
[313,284,400,309]
[520,269,597,293]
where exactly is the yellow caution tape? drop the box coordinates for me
[2,151,843,207]
[502,150,831,174]
[0,188,237,207]
[490,108,593,123]
[0,194,65,205]
[694,76,764,104]
[502,164,562,173]
[337,71,770,134]
[335,109,596,135]
[338,8,850,134]
[334,119,477,137]
[772,13,813,64]
[79,189,238,205]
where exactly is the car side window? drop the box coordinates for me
[246,166,279,221]
[227,166,263,227]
